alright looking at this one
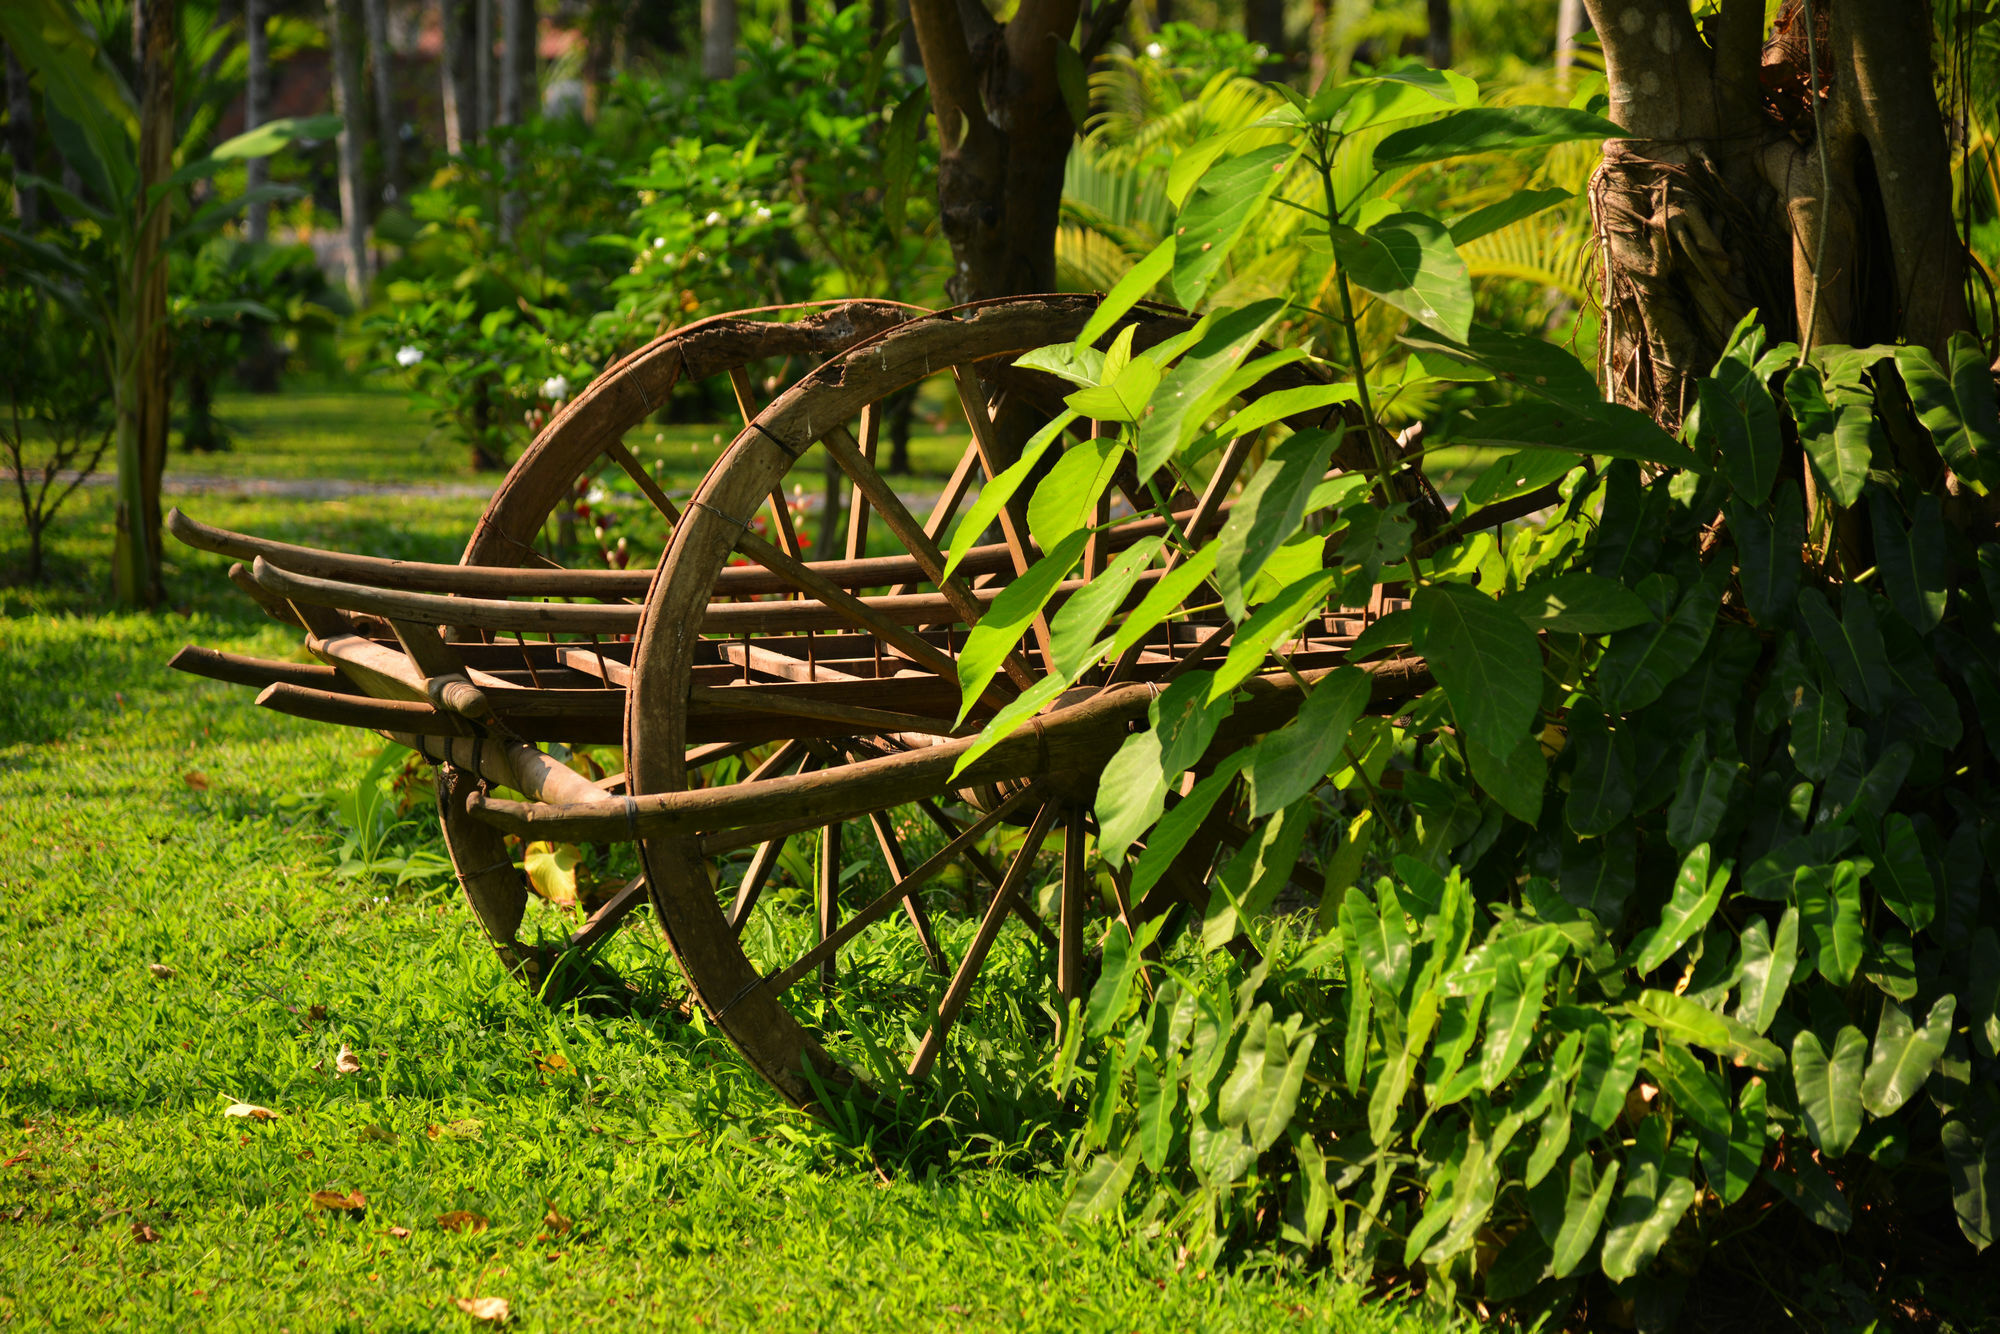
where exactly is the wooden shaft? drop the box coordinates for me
[687,684,962,736]
[907,801,1062,1079]
[866,808,948,974]
[170,644,351,692]
[729,836,788,933]
[604,437,683,530]
[816,821,841,987]
[256,682,476,736]
[844,403,877,562]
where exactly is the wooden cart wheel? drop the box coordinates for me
[432,300,926,981]
[618,294,1395,1104]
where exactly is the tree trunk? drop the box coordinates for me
[8,50,40,230]
[243,0,269,241]
[440,0,478,151]
[114,0,176,609]
[790,0,808,45]
[1245,0,1282,57]
[1554,0,1584,88]
[361,0,401,205]
[496,0,529,236]
[509,0,537,116]
[702,0,735,80]
[326,0,370,296]
[1585,0,1970,431]
[1425,0,1449,70]
[907,0,1086,303]
[476,0,495,135]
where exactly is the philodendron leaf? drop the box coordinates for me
[1480,956,1555,1090]
[1215,427,1345,620]
[1564,701,1633,839]
[1172,146,1301,310]
[1333,212,1473,343]
[1723,1078,1769,1206]
[1731,483,1805,627]
[1793,1025,1867,1157]
[1244,666,1371,817]
[1550,1152,1619,1279]
[1596,558,1730,713]
[1786,364,1874,507]
[1627,991,1784,1071]
[1064,1141,1141,1223]
[1869,491,1948,632]
[1412,581,1544,762]
[1218,1009,1317,1152]
[1733,908,1800,1036]
[1695,371,1781,505]
[1651,1043,1732,1195]
[1573,1020,1644,1140]
[1894,334,2000,491]
[1449,398,1701,471]
[1501,573,1654,635]
[1796,861,1867,987]
[1599,1158,1698,1282]
[1873,813,1937,933]
[1627,843,1730,975]
[1373,105,1627,167]
[1860,995,1957,1118]
[1463,447,1579,508]
[1941,1115,1997,1250]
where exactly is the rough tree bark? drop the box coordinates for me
[1585,0,1970,429]
[325,0,370,295]
[361,0,402,204]
[243,0,269,241]
[702,0,735,80]
[440,0,479,151]
[113,0,176,608]
[908,0,1128,303]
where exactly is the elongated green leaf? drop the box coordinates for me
[1449,187,1571,245]
[1788,672,1848,783]
[1563,702,1633,838]
[1793,1025,1866,1157]
[1722,1078,1769,1206]
[1135,1059,1174,1171]
[1629,844,1730,974]
[942,411,1076,577]
[1464,448,1579,508]
[1652,1044,1732,1194]
[1343,884,1412,997]
[1134,299,1288,479]
[1796,861,1866,987]
[1219,1012,1317,1152]
[1600,1171,1696,1283]
[1215,427,1344,619]
[1203,798,1313,948]
[1573,1021,1644,1140]
[948,676,1069,783]
[1861,995,1956,1117]
[1209,571,1339,702]
[1370,987,1439,1146]
[1047,539,1165,679]
[1733,908,1799,1035]
[0,0,137,206]
[1412,581,1544,760]
[1731,484,1805,628]
[1596,559,1730,712]
[1450,398,1700,471]
[1481,957,1553,1090]
[1015,343,1105,388]
[1064,1141,1140,1223]
[1551,1153,1619,1278]
[1095,671,1235,864]
[1213,383,1356,442]
[1870,491,1948,632]
[1501,572,1653,635]
[1335,212,1473,342]
[1666,735,1738,853]
[1172,146,1301,309]
[1695,373,1780,505]
[1128,752,1249,896]
[1374,105,1626,167]
[1310,67,1478,131]
[1895,335,2000,490]
[1798,585,1891,711]
[1107,546,1219,662]
[1245,667,1371,817]
[1762,1156,1853,1233]
[1075,238,1175,350]
[1873,813,1937,933]
[954,531,1087,720]
[1787,366,1874,506]
[1026,438,1123,551]
[1942,1116,1997,1250]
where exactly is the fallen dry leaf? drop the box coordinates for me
[335,1045,362,1075]
[147,963,176,980]
[542,1205,571,1235]
[386,1225,412,1239]
[182,771,209,792]
[3,1151,31,1169]
[223,1102,277,1121]
[454,1296,510,1322]
[436,1210,489,1234]
[129,1221,160,1243]
[309,1189,367,1215]
[535,1051,570,1075]
[307,1004,328,1023]
[357,1124,399,1145]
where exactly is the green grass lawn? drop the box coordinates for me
[0,434,1454,1330]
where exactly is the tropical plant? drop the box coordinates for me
[0,283,114,583]
[169,236,340,451]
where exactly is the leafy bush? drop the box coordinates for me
[929,63,1998,1317]
[0,283,114,583]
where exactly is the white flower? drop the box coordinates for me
[752,205,772,223]
[704,210,725,226]
[541,374,570,401]
[652,236,666,248]
[395,344,424,368]
[1145,41,1163,58]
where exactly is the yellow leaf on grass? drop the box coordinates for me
[535,1051,571,1075]
[310,1189,367,1214]
[436,1210,489,1233]
[223,1103,277,1121]
[454,1296,510,1322]
[183,771,209,791]
[428,1118,485,1141]
[521,842,583,907]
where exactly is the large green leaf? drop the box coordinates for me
[1786,365,1874,507]
[1796,861,1866,987]
[1627,844,1729,975]
[1895,335,2000,490]
[1026,438,1123,551]
[1869,491,1947,632]
[1208,571,1340,702]
[1133,299,1288,479]
[1798,585,1891,711]
[1047,537,1167,679]
[1449,399,1700,471]
[1244,667,1371,817]
[1064,1141,1140,1223]
[1651,1044,1733,1195]
[1202,798,1313,949]
[1695,371,1780,505]
[954,531,1088,720]
[1342,884,1412,997]
[1666,735,1738,853]
[1172,146,1301,310]
[1218,1008,1316,1152]
[1596,559,1730,712]
[1600,1159,1697,1281]
[1724,1079,1769,1206]
[1215,428,1345,620]
[1733,908,1799,1035]
[1449,187,1571,246]
[1480,957,1554,1090]
[1308,67,1478,132]
[1412,581,1544,761]
[1074,238,1175,350]
[942,410,1076,577]
[1860,995,1956,1117]
[1463,448,1579,508]
[1106,546,1219,663]
[1550,1152,1619,1278]
[1872,813,1937,933]
[1094,671,1235,864]
[1563,702,1633,838]
[1942,1116,1997,1250]
[1373,105,1626,167]
[1730,483,1805,628]
[1573,1021,1644,1140]
[1502,573,1653,635]
[0,0,138,207]
[1127,752,1248,897]
[1793,1025,1866,1157]
[1334,212,1472,343]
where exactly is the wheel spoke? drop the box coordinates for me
[908,800,1062,1080]
[817,820,841,987]
[917,797,1060,954]
[567,873,648,952]
[890,443,982,597]
[950,369,1056,670]
[605,438,684,530]
[727,366,806,562]
[843,403,878,562]
[867,809,948,975]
